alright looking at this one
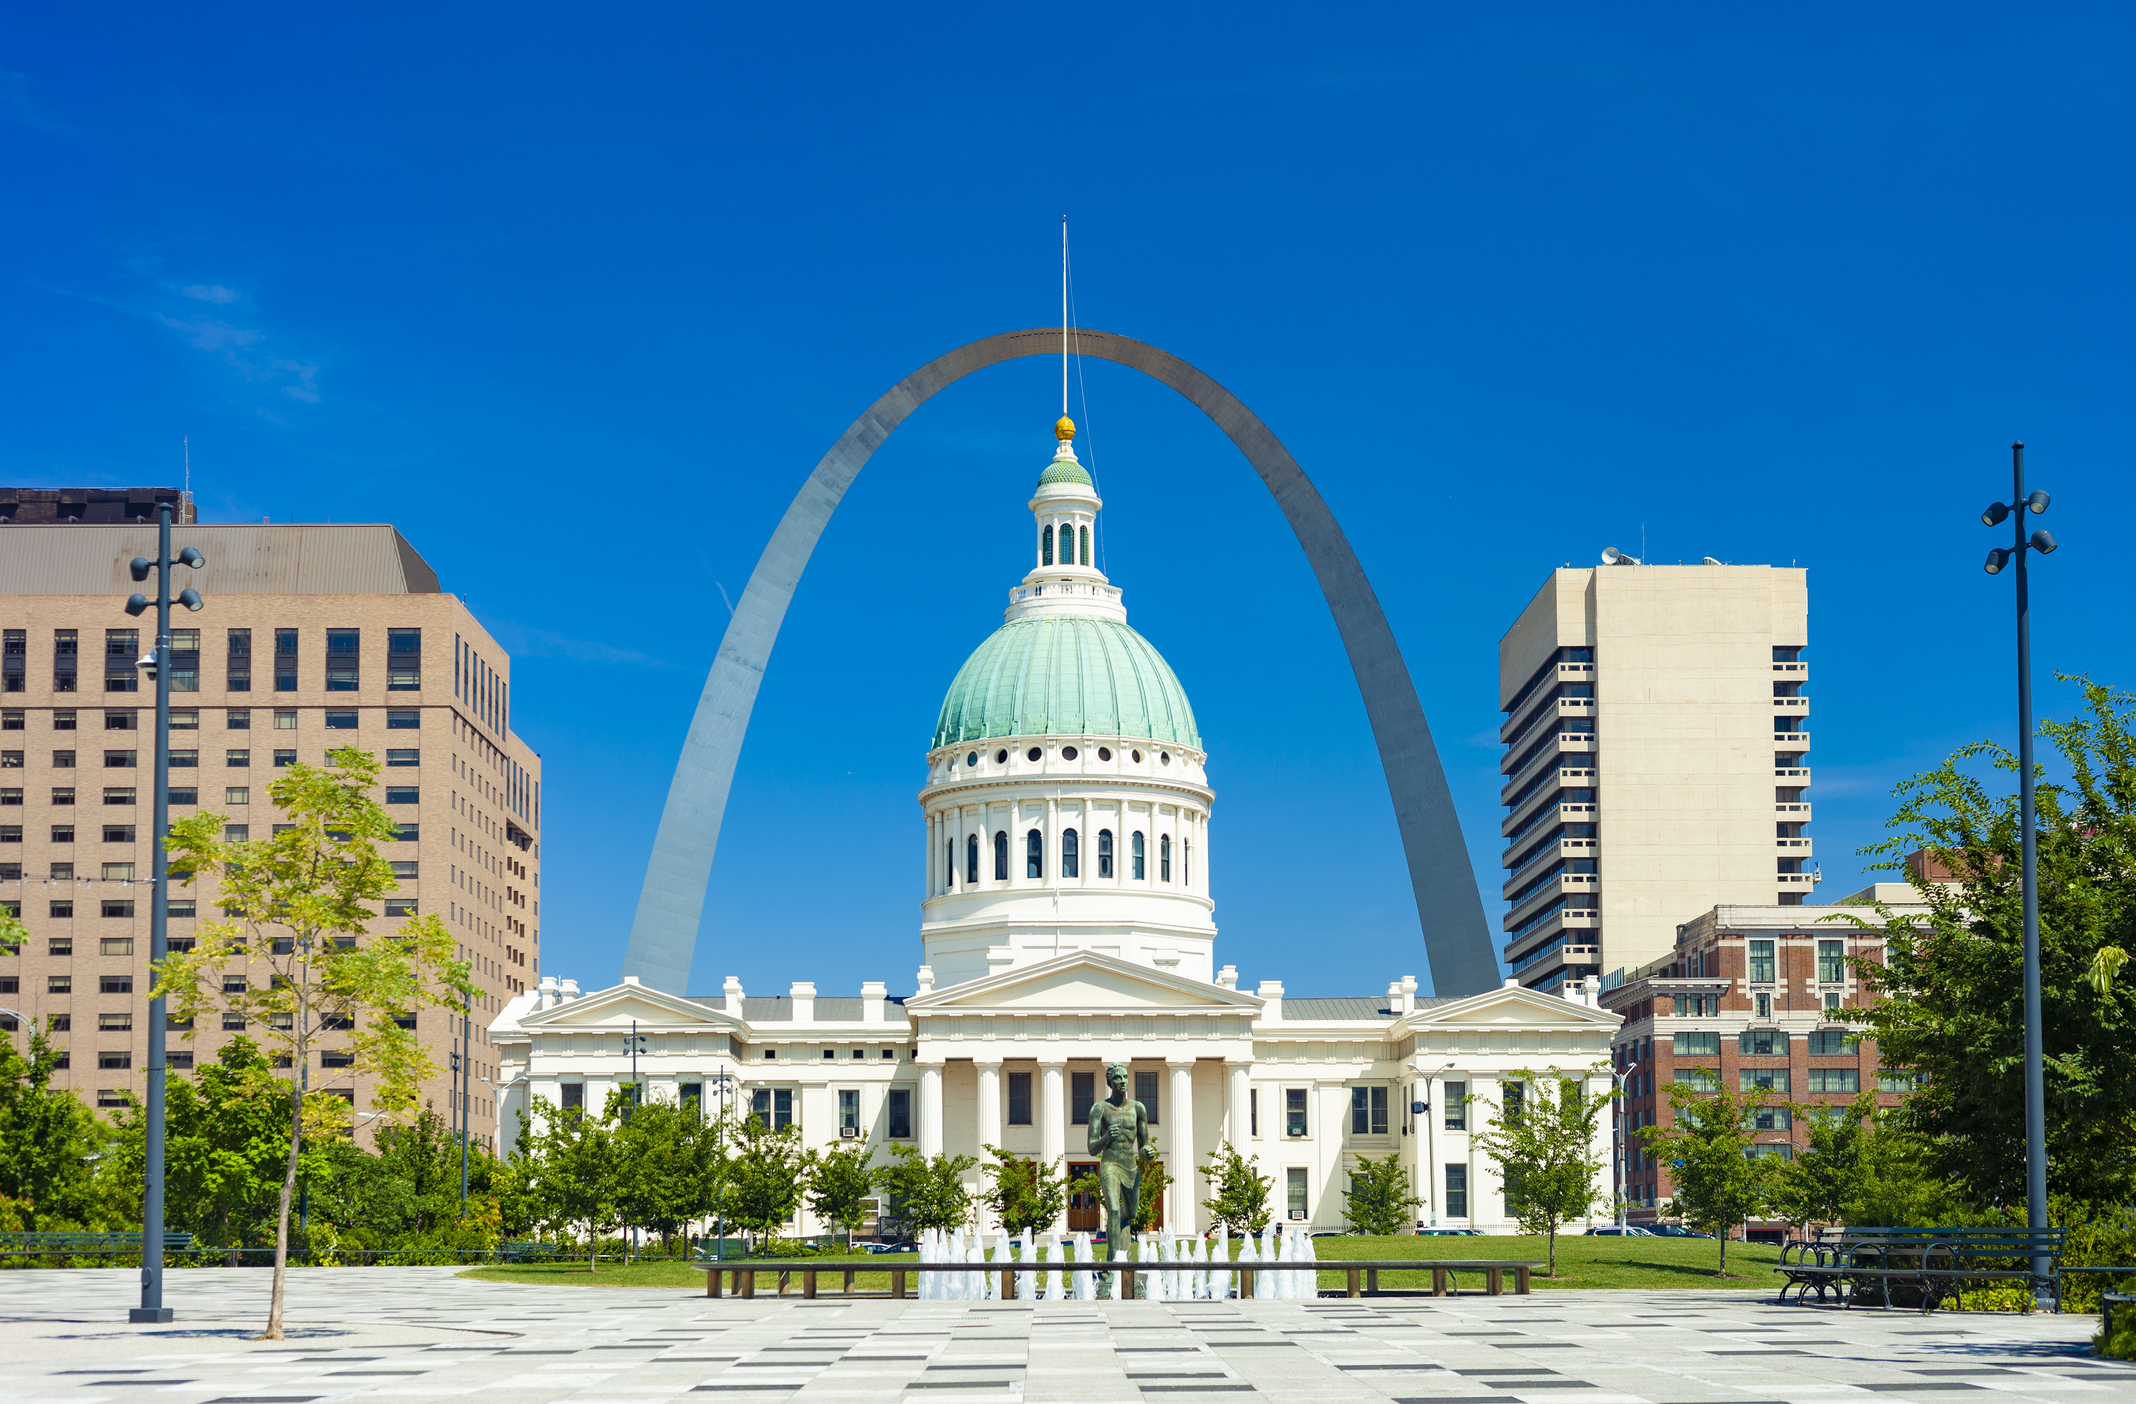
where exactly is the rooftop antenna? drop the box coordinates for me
[183,436,190,514]
[1060,216,1069,416]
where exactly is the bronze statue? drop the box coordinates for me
[1086,1062,1150,1253]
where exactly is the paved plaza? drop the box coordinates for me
[0,1268,2129,1404]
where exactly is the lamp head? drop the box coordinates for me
[178,588,204,612]
[177,546,205,568]
[123,593,150,618]
[2025,490,2051,515]
[2029,529,2057,555]
[129,557,152,582]
[1984,548,2009,575]
[1981,502,2010,528]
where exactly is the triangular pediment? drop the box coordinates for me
[1410,985,1622,1030]
[521,980,743,1032]
[906,951,1263,1015]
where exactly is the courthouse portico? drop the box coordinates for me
[494,418,1621,1236]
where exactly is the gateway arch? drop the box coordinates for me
[622,328,1500,998]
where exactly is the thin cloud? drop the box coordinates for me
[183,284,241,304]
[488,621,663,667]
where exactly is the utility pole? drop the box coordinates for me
[125,502,204,1323]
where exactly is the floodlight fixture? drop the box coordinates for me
[176,547,205,568]
[2025,490,2051,514]
[178,588,203,612]
[1984,549,2008,575]
[130,557,152,582]
[1982,502,2010,527]
[2029,529,2057,555]
[125,593,151,617]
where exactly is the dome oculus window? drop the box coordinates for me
[1097,747,1112,762]
[1131,749,1143,763]
[1026,747,1042,762]
[1160,752,1171,765]
[995,749,1008,764]
[967,752,979,766]
[1061,745,1078,761]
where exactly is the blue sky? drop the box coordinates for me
[4,6,2131,998]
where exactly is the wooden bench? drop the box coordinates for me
[1776,1226,2068,1311]
[702,1257,1540,1300]
[0,1231,195,1256]
[498,1240,565,1263]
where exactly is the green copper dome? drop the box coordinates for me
[1037,456,1093,488]
[934,614,1200,749]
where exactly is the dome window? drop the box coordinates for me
[1160,752,1171,765]
[1061,745,1078,761]
[1097,747,1112,762]
[996,749,1008,764]
[1160,833,1172,883]
[1062,828,1079,878]
[1079,525,1090,566]
[1042,524,1054,566]
[1098,829,1114,878]
[1131,749,1143,763]
[1132,831,1146,880]
[967,752,979,767]
[966,833,979,886]
[1026,747,1042,762]
[1026,828,1044,879]
[993,830,1008,880]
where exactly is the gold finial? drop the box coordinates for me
[1055,415,1076,442]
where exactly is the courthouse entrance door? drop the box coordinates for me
[1068,1164,1099,1233]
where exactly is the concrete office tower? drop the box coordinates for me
[0,508,539,1148]
[1498,564,1810,992]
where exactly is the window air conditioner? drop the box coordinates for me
[1287,1127,1306,1137]
[840,1126,858,1139]
[1288,1210,1307,1220]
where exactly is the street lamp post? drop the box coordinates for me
[459,985,472,1213]
[1980,441,2057,1300]
[704,1071,738,1262]
[1611,1065,1633,1227]
[124,501,205,1324]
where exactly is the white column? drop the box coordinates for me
[1039,1061,1067,1231]
[1226,1060,1251,1151]
[1168,1058,1195,1233]
[976,1060,1002,1153]
[920,1063,944,1157]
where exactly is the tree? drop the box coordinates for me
[0,1023,107,1229]
[1640,1082,1778,1276]
[807,1141,877,1249]
[979,1147,1068,1237]
[872,1144,976,1237]
[1341,1152,1424,1237]
[612,1094,715,1253]
[526,1094,619,1269]
[1768,1093,1878,1235]
[1199,1143,1272,1233]
[1843,677,2136,1210]
[725,1112,810,1246]
[157,745,470,1338]
[1131,1155,1171,1233]
[1470,1070,1611,1276]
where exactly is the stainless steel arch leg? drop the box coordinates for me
[623,329,1499,997]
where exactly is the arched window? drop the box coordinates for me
[945,838,955,890]
[1026,828,1044,879]
[1182,838,1191,887]
[1160,834,1172,882]
[1132,831,1145,880]
[1098,829,1114,878]
[1062,828,1079,878]
[994,830,1009,881]
[1042,524,1054,566]
[1080,525,1090,565]
[966,833,979,886]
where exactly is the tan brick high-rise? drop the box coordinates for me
[0,509,538,1148]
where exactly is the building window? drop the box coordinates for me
[560,1082,585,1111]
[1443,1083,1466,1130]
[1739,1029,1785,1056]
[1747,1106,1793,1132]
[1753,992,1772,1020]
[1079,525,1090,565]
[839,1088,861,1135]
[944,838,955,889]
[1026,828,1043,879]
[386,786,419,804]
[1007,1071,1032,1125]
[1098,829,1113,878]
[384,748,419,767]
[993,831,1008,881]
[100,865,135,884]
[326,711,358,730]
[750,1087,795,1129]
[1817,939,1845,984]
[1061,828,1079,878]
[1673,1032,1720,1057]
[1250,1088,1258,1137]
[49,825,71,842]
[273,710,297,730]
[1740,1068,1790,1093]
[48,976,71,994]
[1824,991,1842,1012]
[1042,524,1054,566]
[387,628,421,691]
[274,750,296,767]
[1748,939,1776,983]
[1350,1085,1389,1137]
[390,861,418,878]
[966,833,978,885]
[226,749,250,767]
[274,628,299,691]
[1879,1070,1923,1094]
[1132,831,1145,880]
[1807,1029,1849,1055]
[1807,1068,1859,1093]
[1445,1163,1469,1218]
[384,898,418,917]
[1071,1071,1094,1124]
[226,628,251,691]
[168,627,200,692]
[54,629,77,692]
[1135,1070,1161,1124]
[48,901,72,918]
[1286,1167,1308,1220]
[105,629,138,693]
[887,1087,912,1139]
[102,825,135,842]
[387,710,419,729]
[1159,833,1171,882]
[1285,1087,1307,1137]
[0,630,22,693]
[100,974,133,993]
[103,788,135,806]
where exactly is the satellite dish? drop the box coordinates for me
[1601,547,1640,566]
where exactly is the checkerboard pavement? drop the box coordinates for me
[1,1268,2129,1403]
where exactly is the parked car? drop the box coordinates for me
[1642,1224,1715,1240]
[1583,1225,1654,1236]
[861,1240,916,1254]
[1415,1227,1482,1236]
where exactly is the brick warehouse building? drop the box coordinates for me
[0,505,538,1148]
[1599,883,1931,1232]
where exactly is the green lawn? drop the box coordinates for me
[461,1236,1783,1293]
